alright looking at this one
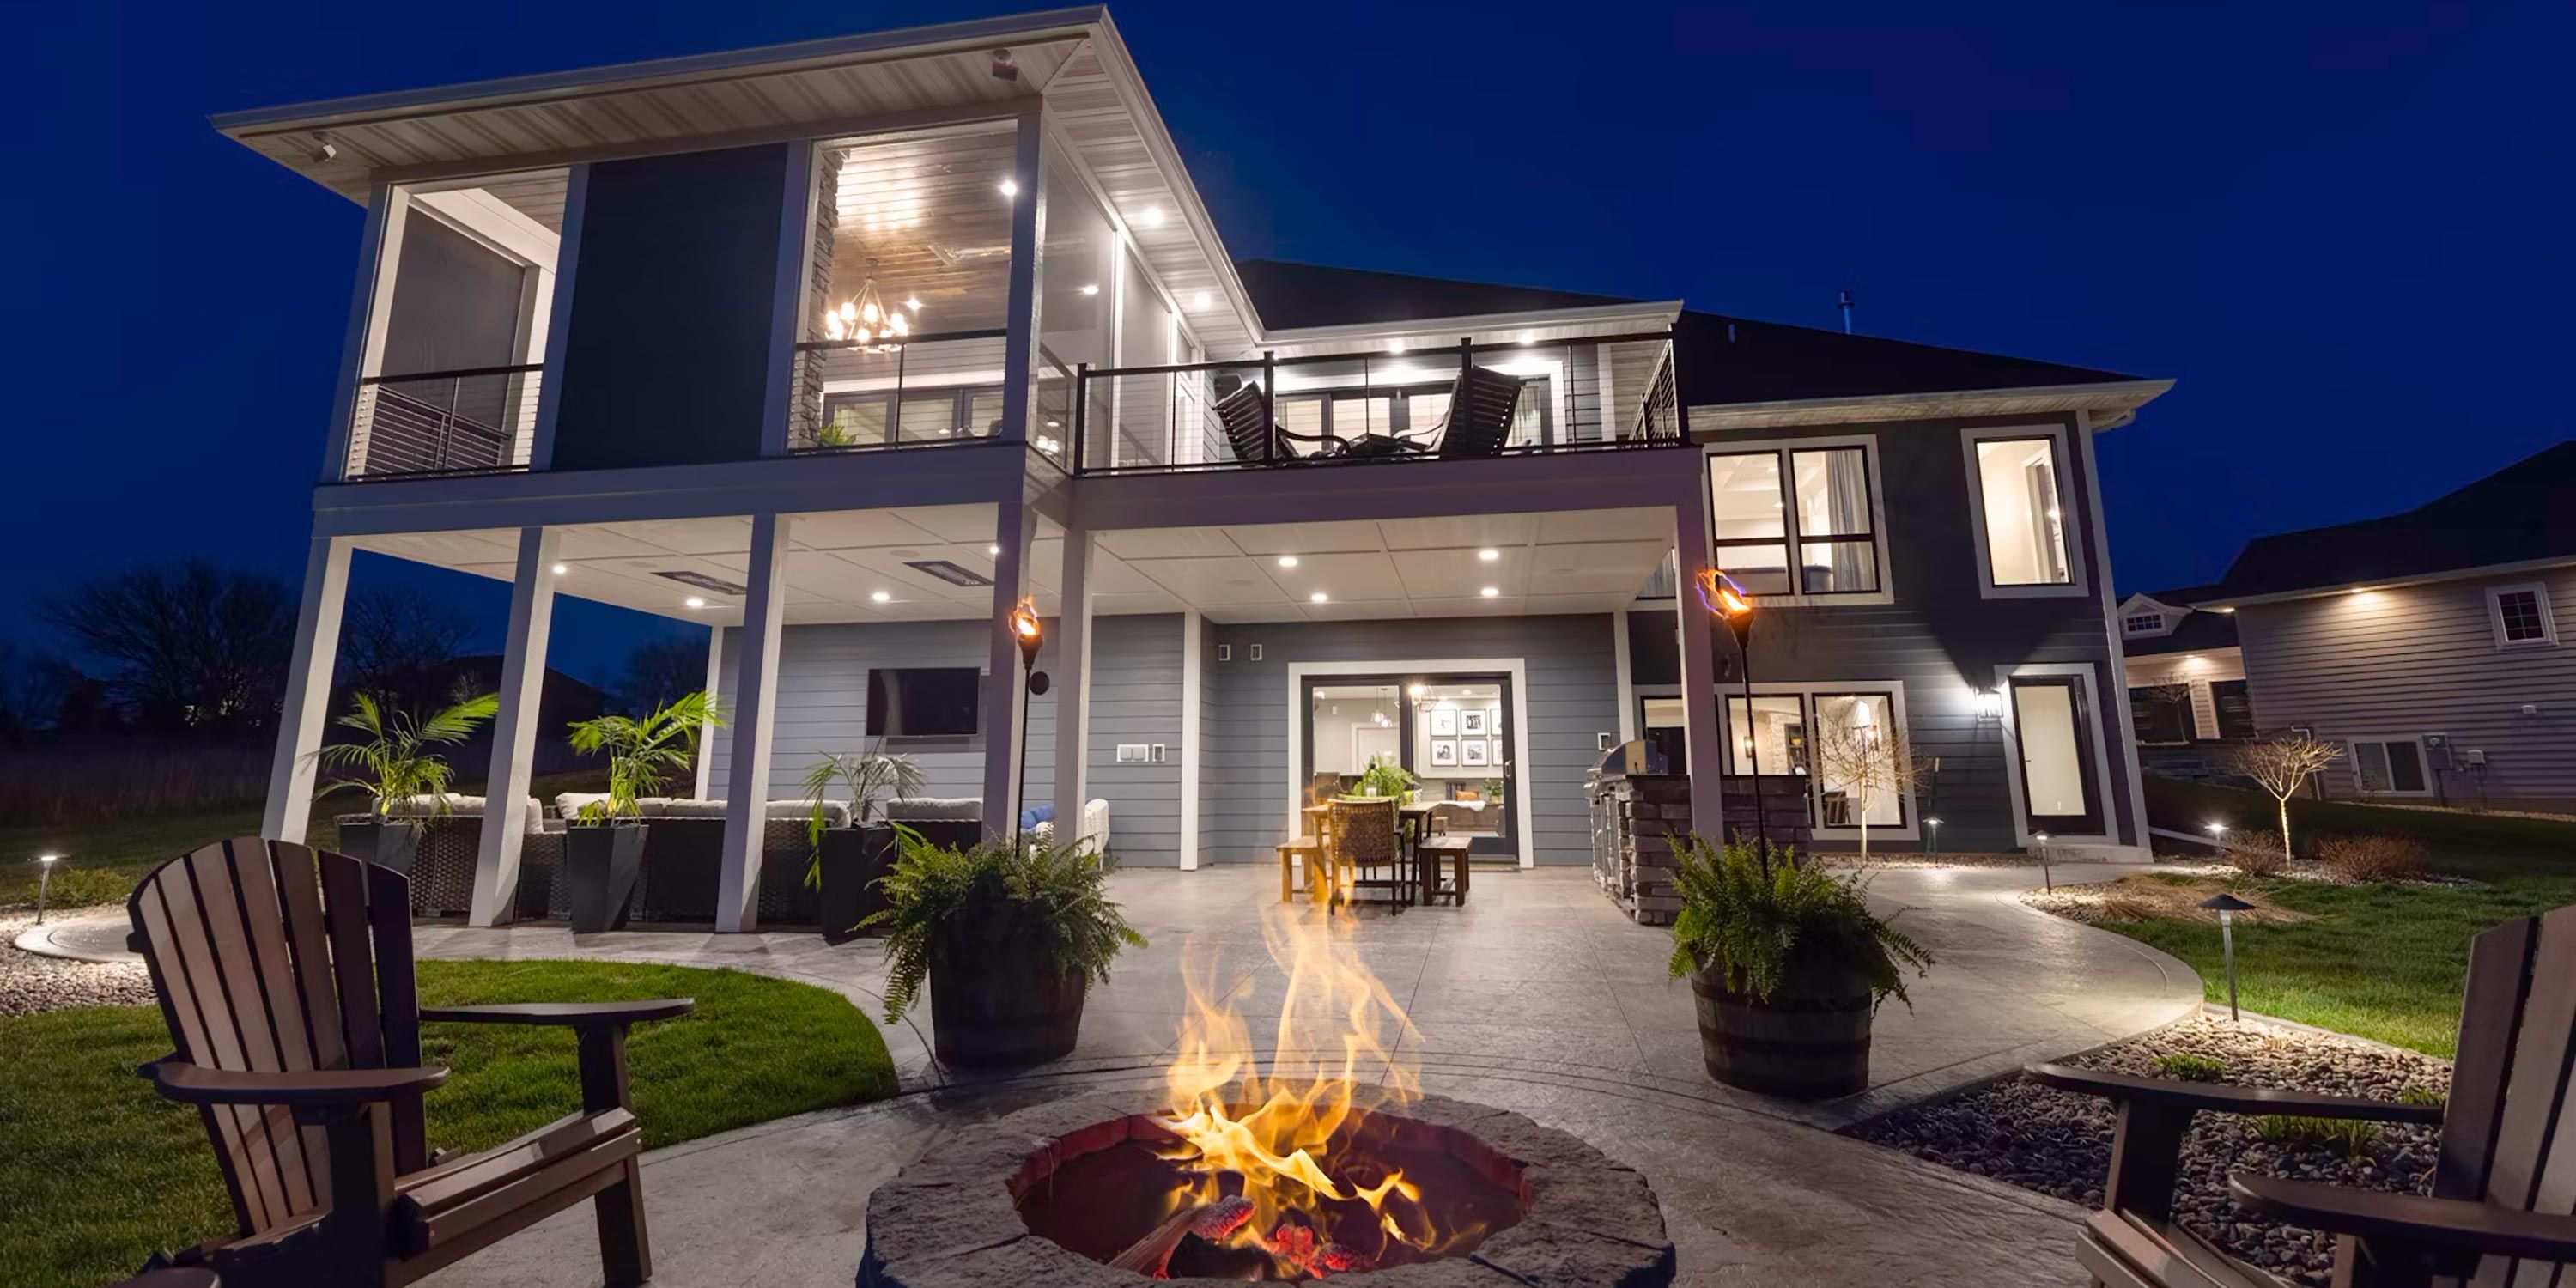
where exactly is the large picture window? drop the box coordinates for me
[1718,685,1915,833]
[1707,444,1883,597]
[2349,738,2430,795]
[1966,431,2077,591]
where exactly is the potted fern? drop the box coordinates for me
[1349,753,1417,804]
[802,741,925,945]
[1667,836,1931,1099]
[862,831,1144,1067]
[563,691,720,933]
[316,690,499,876]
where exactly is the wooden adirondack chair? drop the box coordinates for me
[2029,903,2576,1288]
[126,836,694,1286]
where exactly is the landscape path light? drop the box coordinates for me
[2198,891,2257,1023]
[35,854,60,925]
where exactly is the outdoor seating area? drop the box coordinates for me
[1279,794,1477,914]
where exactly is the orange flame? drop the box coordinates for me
[1155,899,1463,1269]
[1008,595,1042,640]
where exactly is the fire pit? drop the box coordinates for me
[858,1091,1674,1285]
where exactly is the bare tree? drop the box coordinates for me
[2221,735,2344,860]
[0,641,79,739]
[39,562,296,736]
[1806,701,1930,863]
[339,590,476,696]
[614,635,712,716]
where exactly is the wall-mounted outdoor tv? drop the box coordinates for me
[866,667,981,737]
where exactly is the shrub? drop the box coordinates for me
[2313,833,2430,884]
[19,865,136,912]
[2150,1052,2226,1081]
[2397,1084,2446,1108]
[2257,1115,2379,1161]
[2223,832,2291,877]
[861,831,1145,1023]
[1667,836,1933,1009]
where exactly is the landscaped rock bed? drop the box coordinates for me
[1,910,153,1017]
[1856,1015,2451,1286]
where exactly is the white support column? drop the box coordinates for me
[716,513,793,933]
[471,528,560,926]
[1178,611,1204,870]
[1051,524,1096,843]
[1673,491,1727,841]
[1612,609,1637,744]
[694,624,725,801]
[264,536,353,841]
[981,500,1039,841]
[325,187,406,482]
[996,104,1046,447]
[526,164,589,471]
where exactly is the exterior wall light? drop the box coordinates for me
[1975,689,2004,720]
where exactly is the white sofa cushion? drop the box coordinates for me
[884,796,982,822]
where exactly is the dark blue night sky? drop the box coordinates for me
[13,1,2569,684]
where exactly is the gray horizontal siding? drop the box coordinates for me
[1200,615,1621,866]
[2237,570,2576,803]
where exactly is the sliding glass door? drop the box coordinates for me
[1304,673,1516,858]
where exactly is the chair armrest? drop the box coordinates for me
[149,1060,449,1107]
[420,999,696,1028]
[2231,1176,2576,1263]
[2025,1064,2445,1125]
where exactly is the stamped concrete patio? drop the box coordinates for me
[385,861,2195,1287]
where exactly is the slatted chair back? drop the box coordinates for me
[1328,799,1397,867]
[126,836,430,1239]
[2434,903,2576,1286]
[1433,366,1528,459]
[1213,383,1276,464]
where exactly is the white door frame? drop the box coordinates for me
[1996,661,2122,848]
[1285,658,1534,868]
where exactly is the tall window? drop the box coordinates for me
[1720,687,1913,830]
[1708,445,1881,596]
[1969,434,2075,588]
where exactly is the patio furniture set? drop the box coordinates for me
[1215,360,1526,464]
[1276,796,1473,914]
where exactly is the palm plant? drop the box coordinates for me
[802,740,927,883]
[1667,835,1932,1009]
[1352,753,1417,801]
[315,690,500,817]
[860,831,1145,1024]
[566,690,721,822]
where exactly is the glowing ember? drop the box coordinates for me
[1147,902,1467,1277]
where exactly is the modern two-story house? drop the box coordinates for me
[228,8,2170,931]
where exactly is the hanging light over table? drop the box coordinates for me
[821,257,914,350]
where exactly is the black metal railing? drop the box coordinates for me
[787,328,1012,453]
[346,364,542,480]
[1067,331,1686,476]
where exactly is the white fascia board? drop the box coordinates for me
[1253,301,1686,354]
[1687,379,2175,433]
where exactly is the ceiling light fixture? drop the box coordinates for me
[1309,592,1328,604]
[550,563,568,575]
[1192,290,1212,308]
[1477,548,1499,562]
[684,597,707,609]
[998,177,1019,198]
[903,296,923,312]
[1480,586,1499,598]
[1139,206,1165,227]
[987,544,1002,556]
[1407,683,1426,699]
[1078,283,1100,295]
[653,570,749,595]
[1388,338,1407,354]
[988,47,1019,82]
[902,559,993,588]
[1277,556,1298,568]
[821,258,910,349]
[872,590,892,603]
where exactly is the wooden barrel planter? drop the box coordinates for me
[928,930,1089,1067]
[1688,965,1874,1099]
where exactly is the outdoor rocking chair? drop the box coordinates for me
[1213,382,1346,463]
[125,836,694,1288]
[2027,902,2576,1288]
[1394,361,1528,459]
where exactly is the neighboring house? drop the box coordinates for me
[2194,442,2576,813]
[227,8,2172,931]
[2116,586,2253,745]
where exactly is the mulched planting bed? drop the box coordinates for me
[0,911,152,1017]
[1856,1015,2451,1286]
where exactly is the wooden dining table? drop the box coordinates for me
[1299,800,1437,908]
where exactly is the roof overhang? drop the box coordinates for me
[1686,378,2172,434]
[2197,554,2576,610]
[1255,301,1686,356]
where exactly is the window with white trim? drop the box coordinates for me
[1969,434,2075,587]
[2486,583,2557,647]
[1721,686,1912,830]
[2349,738,2431,795]
[2123,611,2165,635]
[1707,445,1883,596]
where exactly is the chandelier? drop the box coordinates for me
[822,258,914,349]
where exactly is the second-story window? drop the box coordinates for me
[2123,612,2165,635]
[1707,444,1883,597]
[1965,428,2081,594]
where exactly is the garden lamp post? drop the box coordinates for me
[1008,598,1047,847]
[2206,820,2228,853]
[2034,830,2052,892]
[34,854,59,925]
[1695,568,1762,854]
[2199,892,2257,1022]
[1923,817,1941,857]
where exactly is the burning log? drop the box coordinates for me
[1107,1195,1255,1277]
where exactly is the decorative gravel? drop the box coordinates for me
[0,912,154,1018]
[1856,1016,2451,1286]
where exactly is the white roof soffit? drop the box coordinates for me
[1256,301,1687,358]
[1688,379,2174,434]
[209,8,1108,201]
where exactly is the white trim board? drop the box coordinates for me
[1285,658,1535,869]
[1699,434,1898,608]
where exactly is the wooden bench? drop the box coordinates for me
[1418,836,1472,906]
[1277,835,1328,905]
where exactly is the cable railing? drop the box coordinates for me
[345,364,542,480]
[1068,331,1686,476]
[787,328,1012,453]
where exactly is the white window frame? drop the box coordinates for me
[1960,424,2090,600]
[2122,611,2166,635]
[1702,434,1896,607]
[2484,581,2559,648]
[2344,734,2434,798]
[1716,679,1920,842]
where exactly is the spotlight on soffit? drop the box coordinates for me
[989,47,1018,82]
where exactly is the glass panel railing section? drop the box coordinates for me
[789,329,1010,453]
[1072,358,1268,472]
[345,364,542,479]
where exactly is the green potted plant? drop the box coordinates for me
[315,690,499,876]
[563,691,720,933]
[1351,753,1417,804]
[863,831,1145,1067]
[1667,836,1931,1099]
[802,740,926,945]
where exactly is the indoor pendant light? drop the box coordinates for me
[821,258,913,350]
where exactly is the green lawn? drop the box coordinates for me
[2106,779,2576,1056]
[0,959,894,1288]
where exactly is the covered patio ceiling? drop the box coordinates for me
[351,506,1673,627]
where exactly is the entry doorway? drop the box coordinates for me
[1303,672,1517,860]
[2010,675,2105,836]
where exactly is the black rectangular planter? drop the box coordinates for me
[336,817,423,877]
[817,823,898,945]
[565,824,648,933]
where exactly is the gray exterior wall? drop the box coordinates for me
[1200,615,1622,866]
[2235,568,2576,808]
[1636,412,2141,854]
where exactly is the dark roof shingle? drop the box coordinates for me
[2211,442,2576,600]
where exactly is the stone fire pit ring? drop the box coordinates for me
[859,1089,1675,1286]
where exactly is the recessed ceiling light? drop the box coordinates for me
[1078,283,1100,295]
[1476,548,1499,562]
[1388,339,1407,354]
[998,178,1019,197]
[1192,290,1212,308]
[903,296,923,312]
[1518,331,1538,345]
[1139,205,1165,227]
[1480,586,1499,598]
[550,563,568,574]
[1277,556,1299,568]
[872,590,892,603]
[987,544,1002,556]
[1309,592,1328,604]
[684,597,707,609]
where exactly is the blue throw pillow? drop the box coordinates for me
[1018,803,1056,830]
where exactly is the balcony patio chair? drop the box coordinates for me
[1212,383,1346,463]
[2027,902,2576,1288]
[1328,798,1406,916]
[125,836,694,1288]
[1396,364,1528,459]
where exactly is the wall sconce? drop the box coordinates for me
[1974,689,2004,720]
